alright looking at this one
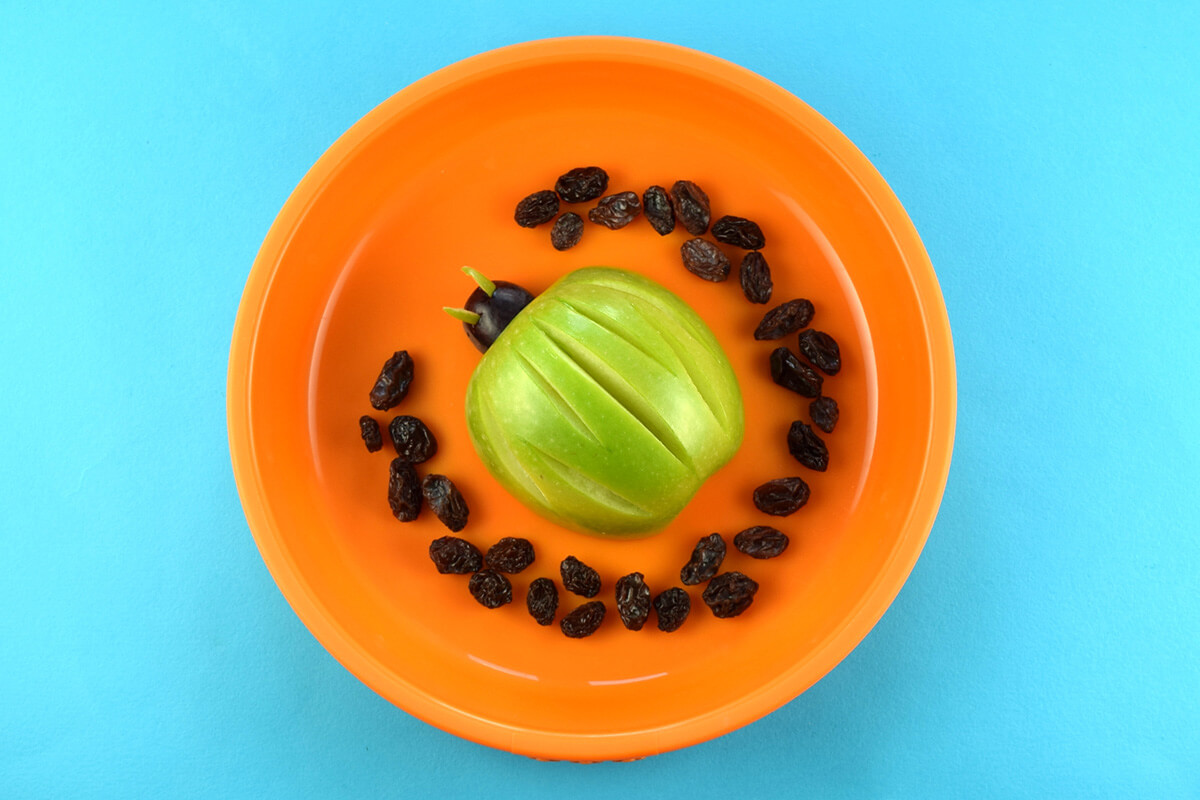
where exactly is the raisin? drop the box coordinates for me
[753,477,811,516]
[428,536,482,574]
[359,415,382,452]
[754,299,814,340]
[560,555,601,597]
[588,191,642,229]
[514,190,559,227]
[642,185,675,235]
[526,577,558,625]
[711,215,766,249]
[769,347,824,397]
[485,537,535,573]
[739,251,773,304]
[670,180,711,235]
[681,238,731,282]
[387,458,421,521]
[680,533,726,585]
[421,474,469,531]
[551,212,584,250]
[653,588,690,632]
[702,572,759,618]
[734,526,790,559]
[468,569,512,608]
[555,166,609,203]
[615,572,651,631]
[561,601,606,638]
[797,329,842,376]
[388,415,438,463]
[369,350,414,411]
[810,396,839,433]
[787,421,829,472]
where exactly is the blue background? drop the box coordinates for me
[3,2,1198,797]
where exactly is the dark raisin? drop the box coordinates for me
[468,569,512,608]
[588,191,642,229]
[787,421,829,472]
[369,350,414,411]
[615,572,651,631]
[514,190,559,227]
[681,238,731,282]
[769,347,824,398]
[485,537,535,573]
[670,180,711,235]
[388,415,438,462]
[754,299,815,340]
[526,577,558,625]
[421,474,469,531]
[560,600,606,638]
[810,396,839,433]
[359,415,382,452]
[753,477,811,516]
[680,533,726,585]
[428,536,482,574]
[642,185,675,235]
[387,458,421,521]
[653,588,690,632]
[734,526,790,559]
[555,166,609,203]
[702,572,759,618]
[711,215,766,249]
[560,555,601,597]
[739,251,773,304]
[797,329,842,376]
[551,212,584,250]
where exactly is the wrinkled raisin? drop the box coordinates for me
[769,347,824,398]
[428,536,482,574]
[797,329,842,376]
[551,212,584,250]
[485,537,535,573]
[560,556,601,597]
[526,577,558,625]
[561,601,606,638]
[421,474,469,531]
[680,533,726,585]
[753,477,811,516]
[739,251,773,304]
[642,185,675,235]
[734,526,790,559]
[359,415,382,452]
[787,421,829,472]
[670,180,711,235]
[711,215,766,249]
[615,572,651,631]
[387,458,421,521]
[653,588,690,632]
[754,299,814,340]
[555,167,609,203]
[469,569,512,608]
[514,190,559,227]
[681,238,731,282]
[389,415,438,462]
[588,191,642,229]
[810,396,839,433]
[702,572,759,618]
[369,350,414,411]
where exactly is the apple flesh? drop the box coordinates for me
[465,267,744,536]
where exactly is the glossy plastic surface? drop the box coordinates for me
[227,37,956,761]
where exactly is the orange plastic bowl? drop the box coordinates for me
[227,37,955,761]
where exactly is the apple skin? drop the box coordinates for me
[465,267,744,536]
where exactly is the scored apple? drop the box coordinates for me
[447,266,744,536]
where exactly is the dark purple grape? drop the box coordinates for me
[787,421,829,472]
[754,299,814,340]
[643,185,675,235]
[752,477,810,516]
[711,215,766,249]
[555,167,609,203]
[461,280,535,353]
[739,251,772,304]
[653,588,690,632]
[670,180,711,235]
[615,572,651,631]
[428,536,482,574]
[560,556,601,597]
[702,572,759,618]
[733,526,789,559]
[514,190,560,227]
[560,601,606,638]
[526,577,558,625]
[797,329,842,375]
[680,533,726,586]
[369,350,414,411]
[810,396,839,433]
[359,415,382,452]
[551,212,584,250]
[769,347,824,398]
[389,415,438,462]
[387,458,421,521]
[421,474,469,531]
[485,537,535,573]
[469,569,512,608]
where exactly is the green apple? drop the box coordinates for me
[464,267,744,536]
